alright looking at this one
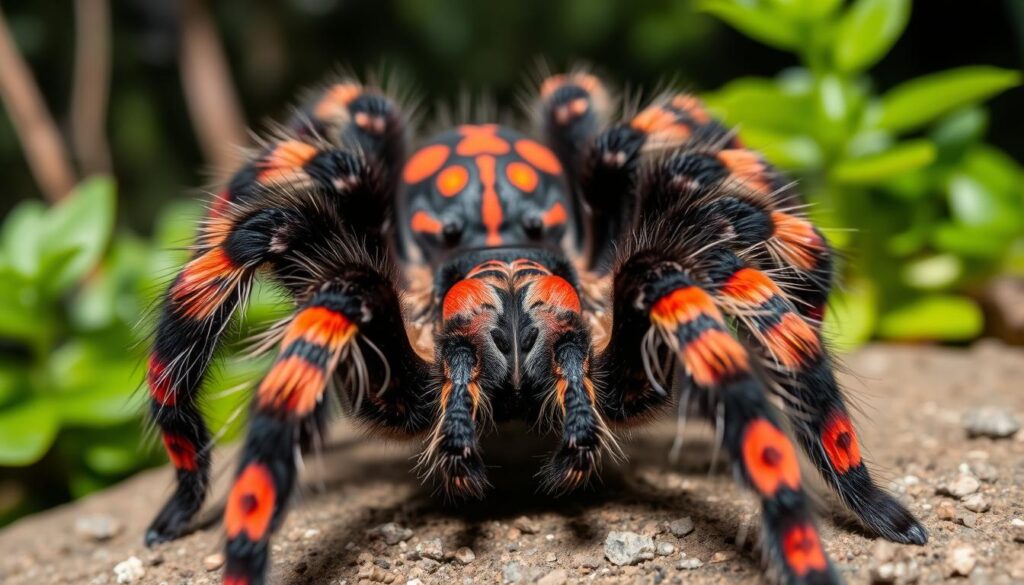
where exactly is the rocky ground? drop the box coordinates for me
[1,343,1023,585]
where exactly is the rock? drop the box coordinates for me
[113,557,145,584]
[677,557,703,570]
[502,562,524,584]
[963,407,1020,439]
[945,544,976,577]
[871,560,920,584]
[656,542,675,556]
[941,474,981,498]
[453,547,475,565]
[604,531,655,566]
[407,580,424,585]
[369,523,414,546]
[956,510,978,529]
[202,553,224,571]
[536,568,568,585]
[415,538,444,561]
[512,516,539,534]
[710,550,736,563]
[936,500,957,521]
[667,517,695,538]
[75,515,123,542]
[1010,518,1024,543]
[962,494,990,513]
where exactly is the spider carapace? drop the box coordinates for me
[143,72,926,585]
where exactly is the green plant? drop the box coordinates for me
[698,0,1023,346]
[0,179,280,524]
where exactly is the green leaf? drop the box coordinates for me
[833,0,910,72]
[0,200,45,278]
[697,1,803,51]
[902,254,963,290]
[877,296,983,341]
[823,281,877,350]
[832,140,936,184]
[874,67,1022,133]
[0,400,59,465]
[704,77,813,135]
[769,0,842,20]
[932,223,1015,258]
[38,176,117,295]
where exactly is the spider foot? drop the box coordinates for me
[144,489,201,546]
[851,485,928,545]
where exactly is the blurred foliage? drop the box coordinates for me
[700,0,1023,347]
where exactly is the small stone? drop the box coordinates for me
[453,547,475,565]
[955,510,978,528]
[506,527,522,540]
[415,538,444,561]
[536,568,568,585]
[942,474,981,498]
[945,544,976,577]
[369,523,414,546]
[710,550,736,564]
[512,516,539,534]
[936,501,957,521]
[604,531,655,566]
[871,560,920,584]
[677,557,703,570]
[963,407,1020,439]
[656,542,675,556]
[303,528,321,539]
[113,557,145,584]
[962,494,990,513]
[76,515,123,542]
[667,517,695,538]
[503,562,524,584]
[203,553,225,572]
[1010,518,1024,542]
[968,460,999,482]
[574,553,602,569]
[407,580,424,585]
[419,558,441,574]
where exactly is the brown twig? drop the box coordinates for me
[179,0,248,179]
[70,0,113,175]
[0,6,77,202]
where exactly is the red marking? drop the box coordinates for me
[162,433,197,472]
[763,312,821,369]
[681,329,750,387]
[771,211,825,271]
[456,124,509,156]
[225,463,276,541]
[282,306,356,350]
[147,355,175,406]
[442,278,497,321]
[807,303,826,322]
[436,164,469,197]
[717,149,772,194]
[171,248,237,320]
[741,419,801,496]
[514,140,562,175]
[505,161,538,192]
[314,83,361,120]
[822,411,862,473]
[476,155,503,245]
[541,202,568,227]
[650,286,723,327]
[410,210,443,235]
[720,267,782,306]
[782,524,828,576]
[258,356,327,416]
[528,275,581,313]
[256,141,319,183]
[223,575,250,585]
[671,94,712,125]
[403,144,450,184]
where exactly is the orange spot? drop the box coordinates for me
[650,286,723,328]
[569,97,589,116]
[542,202,568,227]
[741,419,801,496]
[763,312,821,369]
[782,524,828,577]
[410,210,443,235]
[514,140,562,175]
[258,356,327,416]
[456,124,509,156]
[822,411,862,473]
[313,83,362,120]
[224,576,250,585]
[442,278,497,321]
[257,141,319,183]
[717,149,772,194]
[282,306,357,351]
[528,275,581,313]
[631,105,690,141]
[225,463,276,541]
[476,155,503,245]
[403,144,450,184]
[671,94,712,125]
[436,165,469,197]
[147,355,175,406]
[771,211,825,271]
[681,329,750,387]
[505,161,538,192]
[162,433,197,472]
[540,72,601,98]
[720,268,781,306]
[171,248,238,320]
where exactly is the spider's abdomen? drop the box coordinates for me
[399,124,575,263]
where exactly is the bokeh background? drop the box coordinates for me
[0,0,1021,526]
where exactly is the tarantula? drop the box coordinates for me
[142,71,926,585]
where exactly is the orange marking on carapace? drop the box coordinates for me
[541,202,568,228]
[822,410,862,473]
[258,355,327,416]
[741,419,801,496]
[436,164,469,197]
[256,141,319,183]
[171,248,238,320]
[505,161,539,192]
[313,83,361,120]
[476,155,503,245]
[225,463,276,541]
[410,210,443,235]
[528,275,581,314]
[681,329,750,387]
[514,140,563,175]
[671,94,712,125]
[763,312,821,369]
[717,149,772,194]
[147,355,175,406]
[650,286,723,328]
[782,524,829,576]
[403,144,450,184]
[282,306,356,350]
[442,278,498,321]
[720,267,782,306]
[162,433,197,472]
[771,211,825,271]
[456,124,509,156]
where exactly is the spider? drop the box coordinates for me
[142,71,926,585]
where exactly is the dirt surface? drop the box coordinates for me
[2,343,1023,585]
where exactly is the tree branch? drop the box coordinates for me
[70,0,112,175]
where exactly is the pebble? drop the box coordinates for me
[871,560,920,584]
[512,516,539,534]
[945,544,977,576]
[415,538,444,561]
[75,515,123,542]
[677,557,703,570]
[407,580,424,585]
[667,517,695,538]
[604,531,655,566]
[1010,518,1024,543]
[942,474,980,498]
[936,501,957,521]
[536,568,568,585]
[655,542,676,556]
[710,550,736,563]
[963,407,1020,439]
[369,523,414,546]
[453,547,475,565]
[962,493,990,513]
[503,562,525,584]
[203,553,225,571]
[956,510,978,529]
[113,557,145,584]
